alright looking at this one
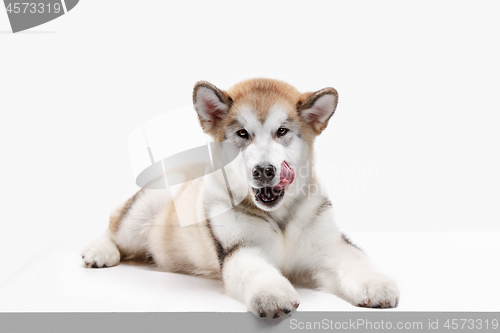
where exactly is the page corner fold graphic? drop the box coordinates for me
[4,0,79,33]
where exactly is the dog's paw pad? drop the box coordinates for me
[258,308,295,319]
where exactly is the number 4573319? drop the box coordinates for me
[5,3,61,14]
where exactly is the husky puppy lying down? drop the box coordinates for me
[82,78,399,318]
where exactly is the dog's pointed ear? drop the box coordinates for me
[298,87,338,135]
[193,81,233,134]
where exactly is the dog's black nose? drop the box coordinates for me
[252,165,276,182]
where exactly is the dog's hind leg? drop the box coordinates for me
[81,189,169,268]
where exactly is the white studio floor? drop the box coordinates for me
[0,231,499,312]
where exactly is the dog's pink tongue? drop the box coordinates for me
[274,161,295,191]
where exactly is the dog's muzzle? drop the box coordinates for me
[252,161,295,206]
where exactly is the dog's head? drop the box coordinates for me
[193,78,338,211]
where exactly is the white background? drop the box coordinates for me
[1,0,499,305]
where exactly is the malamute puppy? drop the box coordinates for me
[82,78,399,318]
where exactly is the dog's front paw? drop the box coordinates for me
[354,273,399,308]
[247,277,300,319]
[342,272,399,309]
[81,237,120,268]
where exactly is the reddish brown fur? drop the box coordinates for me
[213,78,328,146]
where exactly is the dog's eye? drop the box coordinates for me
[277,127,289,137]
[237,129,249,139]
